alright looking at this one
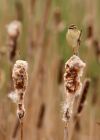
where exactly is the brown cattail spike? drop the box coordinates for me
[7,21,21,38]
[77,78,90,114]
[6,21,21,61]
[63,55,86,123]
[12,60,28,121]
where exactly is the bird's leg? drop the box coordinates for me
[73,47,79,56]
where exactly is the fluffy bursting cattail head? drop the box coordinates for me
[6,21,21,61]
[12,60,28,93]
[7,20,21,38]
[63,55,86,123]
[64,55,86,95]
[12,60,28,121]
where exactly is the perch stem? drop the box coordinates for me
[20,121,23,140]
[64,122,69,140]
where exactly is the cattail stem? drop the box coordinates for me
[12,119,20,138]
[20,121,23,140]
[70,78,90,140]
[64,123,69,140]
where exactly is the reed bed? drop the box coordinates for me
[0,0,100,140]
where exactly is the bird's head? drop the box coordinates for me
[68,24,78,31]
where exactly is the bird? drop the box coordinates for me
[66,24,82,55]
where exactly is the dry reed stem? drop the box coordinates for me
[77,78,90,114]
[12,119,19,138]
[36,0,52,48]
[26,0,52,111]
[64,123,68,140]
[15,0,24,21]
[37,103,45,128]
[70,78,90,140]
[53,7,65,32]
[28,0,36,53]
[91,77,98,106]
[44,52,61,140]
[30,0,36,14]
[89,77,98,140]
[85,0,100,62]
[89,110,95,140]
[20,121,23,140]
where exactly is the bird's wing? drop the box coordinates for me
[77,29,82,46]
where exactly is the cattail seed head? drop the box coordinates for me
[6,20,21,38]
[12,60,28,121]
[64,55,86,95]
[12,60,28,93]
[63,55,86,123]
